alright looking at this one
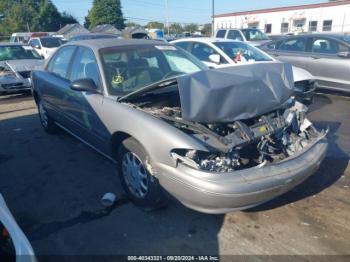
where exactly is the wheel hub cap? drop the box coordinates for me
[122,152,148,199]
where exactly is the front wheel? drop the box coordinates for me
[38,99,58,134]
[117,137,166,209]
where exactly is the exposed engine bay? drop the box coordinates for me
[126,86,326,173]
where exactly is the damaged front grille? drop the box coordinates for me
[140,100,324,173]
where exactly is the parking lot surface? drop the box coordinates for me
[0,92,350,257]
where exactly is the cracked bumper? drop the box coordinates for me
[155,137,328,214]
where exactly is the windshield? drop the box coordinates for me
[40,37,62,48]
[0,46,42,61]
[101,45,207,96]
[241,29,270,41]
[213,41,273,62]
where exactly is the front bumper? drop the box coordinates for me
[155,137,328,214]
[0,78,31,93]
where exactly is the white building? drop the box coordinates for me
[213,0,350,35]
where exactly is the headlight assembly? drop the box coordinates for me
[170,149,240,173]
[0,65,17,79]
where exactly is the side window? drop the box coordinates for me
[47,46,76,79]
[174,42,190,51]
[227,30,243,41]
[216,30,226,38]
[311,38,347,54]
[70,47,101,88]
[30,39,40,48]
[279,38,306,52]
[190,43,219,63]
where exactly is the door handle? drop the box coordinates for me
[311,56,320,59]
[273,53,280,57]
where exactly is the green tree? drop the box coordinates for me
[184,23,198,33]
[37,0,61,31]
[146,21,164,29]
[0,0,77,35]
[85,0,125,30]
[200,23,212,36]
[125,21,141,28]
[169,23,183,34]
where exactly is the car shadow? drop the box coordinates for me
[0,114,224,257]
[246,120,348,212]
[308,93,332,113]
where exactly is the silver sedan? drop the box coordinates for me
[31,39,327,214]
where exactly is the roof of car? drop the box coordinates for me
[172,37,241,44]
[0,42,27,46]
[63,38,168,51]
[266,33,350,45]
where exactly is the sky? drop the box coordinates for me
[52,0,326,25]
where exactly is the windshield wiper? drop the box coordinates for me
[118,77,178,102]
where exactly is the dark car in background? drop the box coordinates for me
[259,34,350,92]
[0,43,43,95]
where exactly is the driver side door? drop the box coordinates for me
[66,47,110,152]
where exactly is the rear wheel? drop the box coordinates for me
[38,99,58,134]
[117,137,166,209]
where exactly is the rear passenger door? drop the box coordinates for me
[41,45,77,123]
[303,37,350,90]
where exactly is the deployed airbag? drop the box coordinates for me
[177,62,294,123]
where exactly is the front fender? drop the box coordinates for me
[101,97,209,166]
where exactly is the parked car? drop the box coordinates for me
[0,43,43,95]
[28,37,64,59]
[1,194,36,262]
[31,39,327,214]
[69,33,121,42]
[172,38,316,104]
[215,28,271,46]
[259,34,350,92]
[10,32,49,44]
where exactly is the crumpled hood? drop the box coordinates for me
[1,59,44,72]
[177,62,294,123]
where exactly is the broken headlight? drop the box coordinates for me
[0,65,17,79]
[171,149,240,173]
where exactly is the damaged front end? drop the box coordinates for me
[141,99,326,173]
[123,62,326,174]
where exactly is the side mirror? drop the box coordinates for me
[34,44,41,49]
[337,51,350,58]
[70,78,98,93]
[209,54,221,64]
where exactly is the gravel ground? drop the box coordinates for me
[0,92,349,259]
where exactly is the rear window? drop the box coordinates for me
[216,30,227,38]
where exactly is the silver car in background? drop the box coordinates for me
[259,34,350,92]
[215,28,271,46]
[0,43,43,95]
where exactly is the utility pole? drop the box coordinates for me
[212,0,215,37]
[166,0,170,37]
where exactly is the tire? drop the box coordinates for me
[117,137,166,209]
[37,99,59,134]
